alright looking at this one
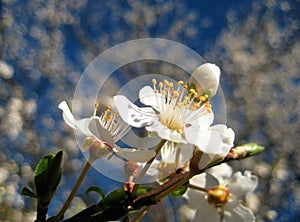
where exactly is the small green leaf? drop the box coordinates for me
[170,184,188,197]
[101,189,128,207]
[85,186,105,199]
[136,186,153,196]
[34,154,55,196]
[21,187,38,198]
[46,150,63,192]
[34,150,63,204]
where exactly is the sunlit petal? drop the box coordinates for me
[184,124,235,156]
[114,95,155,127]
[223,201,255,222]
[58,101,77,129]
[139,86,164,111]
[228,171,258,198]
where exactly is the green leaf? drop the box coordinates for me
[170,184,188,197]
[34,154,55,196]
[46,150,63,192]
[21,187,38,198]
[85,186,105,199]
[136,186,153,196]
[101,189,128,207]
[34,150,63,203]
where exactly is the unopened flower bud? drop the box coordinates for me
[188,63,220,99]
[226,143,264,161]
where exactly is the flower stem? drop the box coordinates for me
[188,184,209,193]
[51,161,91,221]
[132,139,167,196]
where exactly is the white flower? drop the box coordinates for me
[185,169,258,222]
[114,64,234,158]
[146,142,194,181]
[186,124,235,159]
[115,76,215,144]
[189,125,235,169]
[58,101,155,162]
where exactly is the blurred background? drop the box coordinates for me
[1,0,300,221]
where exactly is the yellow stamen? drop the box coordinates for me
[205,102,211,108]
[172,91,179,98]
[105,116,112,121]
[159,82,163,88]
[194,103,200,108]
[164,79,169,86]
[200,96,206,102]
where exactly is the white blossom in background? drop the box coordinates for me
[58,101,155,162]
[147,142,194,181]
[185,166,258,222]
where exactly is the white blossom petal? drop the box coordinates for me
[113,147,156,162]
[58,101,77,129]
[139,86,164,111]
[185,187,207,208]
[228,171,258,198]
[189,173,219,189]
[186,107,214,128]
[87,117,115,146]
[146,121,186,143]
[179,143,195,165]
[114,95,155,127]
[184,186,220,222]
[184,124,235,156]
[189,63,220,98]
[223,201,255,222]
[207,163,233,181]
[193,201,219,222]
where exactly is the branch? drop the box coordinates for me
[60,144,264,221]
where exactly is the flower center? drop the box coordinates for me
[207,185,230,207]
[152,79,212,131]
[159,103,183,131]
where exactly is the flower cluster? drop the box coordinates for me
[54,63,260,221]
